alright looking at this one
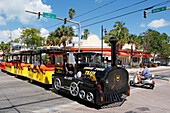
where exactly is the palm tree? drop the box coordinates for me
[59,36,68,48]
[83,29,90,39]
[127,34,138,67]
[68,8,76,26]
[47,32,60,46]
[108,21,129,52]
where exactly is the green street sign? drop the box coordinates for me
[152,6,166,13]
[43,12,56,19]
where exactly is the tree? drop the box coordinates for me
[0,41,10,54]
[137,29,169,65]
[138,30,153,65]
[47,32,60,46]
[82,29,90,39]
[107,21,129,52]
[157,33,170,66]
[68,8,76,26]
[68,8,76,20]
[47,25,75,48]
[126,34,138,67]
[16,28,45,48]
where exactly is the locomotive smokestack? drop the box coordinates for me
[109,37,119,67]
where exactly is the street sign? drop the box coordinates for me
[152,6,166,13]
[43,12,56,19]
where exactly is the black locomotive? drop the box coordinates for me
[52,37,130,107]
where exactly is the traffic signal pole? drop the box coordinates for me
[25,10,81,52]
[143,7,170,18]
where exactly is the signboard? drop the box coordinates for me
[43,12,56,19]
[152,6,166,13]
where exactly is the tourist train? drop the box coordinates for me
[0,37,130,107]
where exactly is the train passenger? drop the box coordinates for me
[34,57,41,67]
[34,57,41,73]
[65,59,74,77]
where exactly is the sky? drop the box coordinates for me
[0,0,170,43]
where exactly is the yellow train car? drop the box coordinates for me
[28,46,70,84]
[17,49,36,78]
[1,47,70,85]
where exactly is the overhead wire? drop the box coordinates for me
[74,0,118,19]
[44,0,118,29]
[81,0,170,28]
[81,0,149,23]
[40,0,170,36]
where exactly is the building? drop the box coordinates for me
[66,34,152,67]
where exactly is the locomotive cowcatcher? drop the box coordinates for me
[52,37,130,107]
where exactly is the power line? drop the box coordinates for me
[39,0,170,36]
[81,0,170,28]
[44,0,148,30]
[81,0,149,23]
[44,0,118,30]
[74,0,118,19]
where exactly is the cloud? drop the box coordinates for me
[40,28,49,39]
[148,19,170,28]
[140,23,146,27]
[0,28,22,42]
[0,0,52,25]
[72,26,77,31]
[0,16,6,25]
[0,27,49,43]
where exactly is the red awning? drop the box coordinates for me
[133,54,153,57]
[103,52,131,56]
[103,52,111,56]
[133,54,141,57]
[118,52,131,56]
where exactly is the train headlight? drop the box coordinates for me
[77,71,82,78]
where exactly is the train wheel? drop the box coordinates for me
[70,82,79,96]
[86,92,94,102]
[79,90,85,99]
[54,78,61,90]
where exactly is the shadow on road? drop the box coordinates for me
[125,107,150,113]
[154,74,170,81]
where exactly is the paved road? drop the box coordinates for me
[0,68,170,113]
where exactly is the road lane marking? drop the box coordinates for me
[152,70,170,74]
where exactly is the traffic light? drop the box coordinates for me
[144,11,147,18]
[64,18,67,24]
[38,12,40,19]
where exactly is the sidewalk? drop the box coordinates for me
[126,66,170,73]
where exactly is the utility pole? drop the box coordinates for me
[9,30,12,53]
[25,10,81,52]
[101,25,107,61]
[101,25,103,58]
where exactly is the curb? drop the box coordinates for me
[127,66,170,73]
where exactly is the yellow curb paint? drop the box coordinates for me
[169,79,170,83]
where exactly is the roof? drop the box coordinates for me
[36,46,71,53]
